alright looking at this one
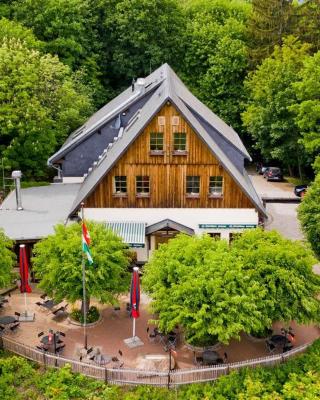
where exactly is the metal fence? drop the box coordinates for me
[1,336,311,388]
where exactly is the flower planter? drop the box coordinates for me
[68,313,103,327]
[184,341,221,352]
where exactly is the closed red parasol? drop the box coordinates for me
[19,244,32,293]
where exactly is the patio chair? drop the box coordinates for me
[37,331,44,338]
[14,312,20,317]
[87,347,94,355]
[10,322,20,333]
[126,303,131,316]
[266,339,276,354]
[56,344,65,354]
[194,355,203,366]
[40,293,47,300]
[52,307,63,315]
[58,331,66,337]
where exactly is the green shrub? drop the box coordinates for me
[70,306,100,324]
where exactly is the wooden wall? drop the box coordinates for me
[86,103,254,209]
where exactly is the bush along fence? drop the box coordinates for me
[0,336,312,388]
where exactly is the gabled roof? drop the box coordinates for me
[52,63,265,217]
[146,219,195,236]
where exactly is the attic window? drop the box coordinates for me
[172,116,180,125]
[158,116,165,126]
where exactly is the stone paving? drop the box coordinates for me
[1,287,319,370]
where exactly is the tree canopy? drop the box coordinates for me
[0,229,15,289]
[143,229,320,345]
[242,37,310,177]
[0,38,93,178]
[32,222,130,308]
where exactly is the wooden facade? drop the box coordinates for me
[86,104,254,209]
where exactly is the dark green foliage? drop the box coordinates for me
[70,305,100,323]
[143,229,320,344]
[298,174,320,258]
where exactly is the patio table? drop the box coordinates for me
[42,300,57,310]
[202,350,221,365]
[0,316,16,325]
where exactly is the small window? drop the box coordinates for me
[208,232,221,239]
[136,176,150,196]
[114,176,127,195]
[186,176,200,196]
[150,132,164,152]
[209,176,223,197]
[229,232,242,243]
[172,116,180,125]
[158,116,165,126]
[173,132,187,152]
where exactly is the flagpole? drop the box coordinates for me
[81,202,88,350]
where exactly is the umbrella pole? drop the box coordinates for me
[132,318,136,339]
[24,292,27,316]
[81,204,88,350]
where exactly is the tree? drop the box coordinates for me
[143,230,320,345]
[32,222,130,311]
[96,0,185,91]
[0,229,15,289]
[0,18,41,49]
[12,0,107,106]
[291,51,320,172]
[242,37,310,177]
[298,174,320,258]
[182,0,250,132]
[0,39,93,178]
[247,0,293,66]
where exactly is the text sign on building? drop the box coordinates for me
[198,224,257,229]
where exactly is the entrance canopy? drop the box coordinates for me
[106,221,146,248]
[146,219,194,236]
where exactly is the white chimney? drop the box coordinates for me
[11,170,23,211]
[136,78,146,94]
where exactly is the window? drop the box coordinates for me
[229,232,242,243]
[150,132,164,153]
[136,176,150,196]
[208,232,221,239]
[209,176,223,197]
[113,176,127,195]
[173,132,187,152]
[186,176,200,196]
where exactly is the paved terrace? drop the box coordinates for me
[1,287,319,369]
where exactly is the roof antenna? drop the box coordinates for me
[131,78,135,92]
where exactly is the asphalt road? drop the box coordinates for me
[249,173,304,240]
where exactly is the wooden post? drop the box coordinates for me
[104,367,108,384]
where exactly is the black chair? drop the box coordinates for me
[10,323,20,332]
[37,331,44,338]
[86,347,93,355]
[36,302,43,307]
[56,344,65,353]
[40,293,47,300]
[58,331,66,337]
[52,307,63,315]
[14,312,20,317]
[118,349,123,356]
[126,303,131,316]
[266,339,276,354]
[112,356,119,362]
[223,352,228,363]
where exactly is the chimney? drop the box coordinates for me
[11,170,23,211]
[136,78,146,94]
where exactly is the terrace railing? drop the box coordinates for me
[1,336,312,388]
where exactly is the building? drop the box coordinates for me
[48,63,266,262]
[0,64,266,263]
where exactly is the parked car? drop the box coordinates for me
[263,167,283,181]
[256,163,269,175]
[294,184,308,197]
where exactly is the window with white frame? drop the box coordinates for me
[114,176,127,194]
[136,176,150,196]
[209,176,223,196]
[186,176,200,195]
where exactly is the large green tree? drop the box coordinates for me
[0,229,15,289]
[247,0,293,66]
[12,0,106,106]
[291,50,320,172]
[182,0,250,133]
[0,38,93,178]
[32,222,130,311]
[143,230,320,345]
[242,37,310,177]
[298,174,320,258]
[96,0,185,91]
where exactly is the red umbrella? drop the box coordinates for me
[19,244,32,293]
[130,267,140,338]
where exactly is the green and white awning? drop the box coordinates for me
[106,221,146,248]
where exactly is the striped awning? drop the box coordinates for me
[106,221,146,248]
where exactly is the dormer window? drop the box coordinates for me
[173,132,187,154]
[150,132,164,155]
[209,176,223,197]
[113,176,127,197]
[186,176,200,198]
